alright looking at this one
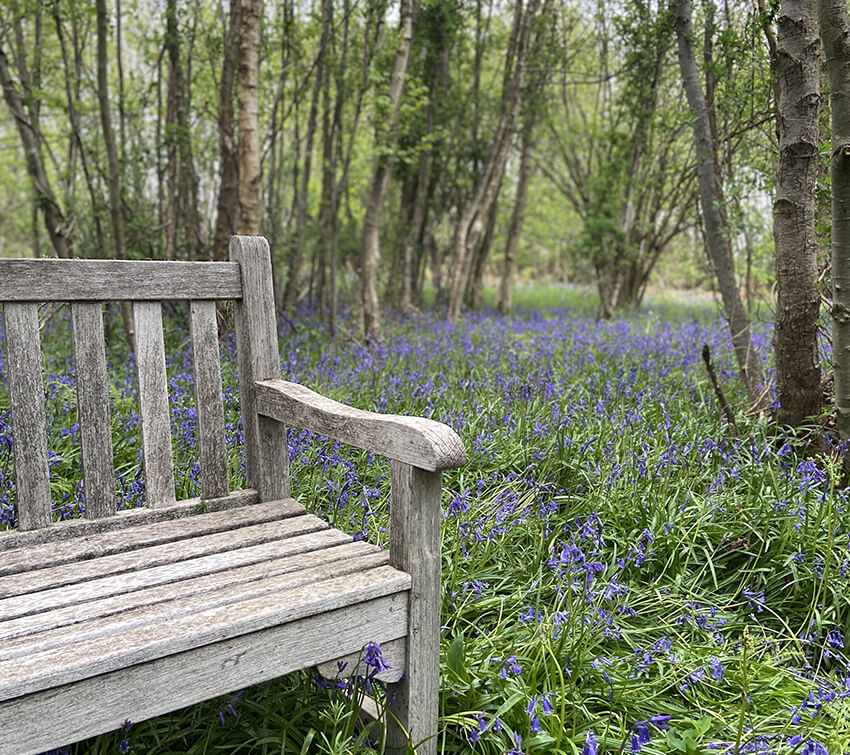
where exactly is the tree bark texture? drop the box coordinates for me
[674,0,766,407]
[773,0,822,426]
[819,0,850,441]
[237,0,263,236]
[359,0,416,342]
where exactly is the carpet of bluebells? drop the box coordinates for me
[1,286,850,754]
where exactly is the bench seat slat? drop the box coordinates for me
[0,539,382,645]
[71,303,115,519]
[3,303,51,531]
[0,512,326,600]
[0,528,351,622]
[0,548,390,661]
[0,594,408,755]
[0,566,410,701]
[0,489,260,552]
[0,259,243,301]
[0,498,305,576]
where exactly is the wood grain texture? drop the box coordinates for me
[0,259,242,301]
[386,461,443,755]
[0,552,393,662]
[189,301,229,498]
[0,514,327,601]
[0,489,260,551]
[0,540,381,646]
[0,593,408,755]
[71,302,115,519]
[3,303,51,531]
[0,498,304,576]
[0,566,410,699]
[133,302,176,507]
[0,527,349,622]
[316,636,406,684]
[230,236,289,500]
[256,379,467,471]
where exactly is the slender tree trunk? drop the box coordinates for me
[96,0,135,347]
[674,0,765,408]
[773,0,821,426]
[446,0,538,321]
[467,181,502,310]
[282,19,327,312]
[0,47,71,258]
[212,0,241,262]
[499,118,534,313]
[359,0,416,342]
[237,0,263,236]
[819,0,850,445]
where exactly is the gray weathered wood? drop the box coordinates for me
[0,498,304,576]
[255,379,467,472]
[316,637,406,684]
[3,303,51,531]
[0,540,381,645]
[386,461,443,755]
[71,302,115,519]
[133,301,176,507]
[0,593,408,755]
[0,527,349,622]
[0,566,410,700]
[0,551,392,661]
[230,236,289,500]
[0,489,260,552]
[0,514,327,600]
[0,259,243,301]
[189,300,229,499]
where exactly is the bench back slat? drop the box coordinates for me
[4,303,52,531]
[189,301,229,499]
[71,303,115,520]
[133,302,176,508]
[0,260,242,301]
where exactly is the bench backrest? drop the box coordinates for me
[0,236,288,536]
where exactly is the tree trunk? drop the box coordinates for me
[359,0,416,342]
[674,0,765,408]
[819,0,850,445]
[212,0,241,262]
[237,0,262,236]
[282,17,327,312]
[446,0,538,322]
[498,117,534,314]
[773,0,821,427]
[0,48,71,259]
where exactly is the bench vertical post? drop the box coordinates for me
[387,460,441,755]
[230,236,289,501]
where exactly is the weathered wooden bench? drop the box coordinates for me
[0,236,465,755]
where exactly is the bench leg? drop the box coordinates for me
[387,462,441,755]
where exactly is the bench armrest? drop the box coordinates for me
[254,379,466,472]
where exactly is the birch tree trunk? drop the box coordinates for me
[498,117,534,314]
[238,0,262,236]
[819,0,850,446]
[674,0,766,408]
[773,0,821,427]
[359,0,415,342]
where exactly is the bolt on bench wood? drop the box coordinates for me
[0,236,465,755]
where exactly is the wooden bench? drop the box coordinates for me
[0,236,465,755]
